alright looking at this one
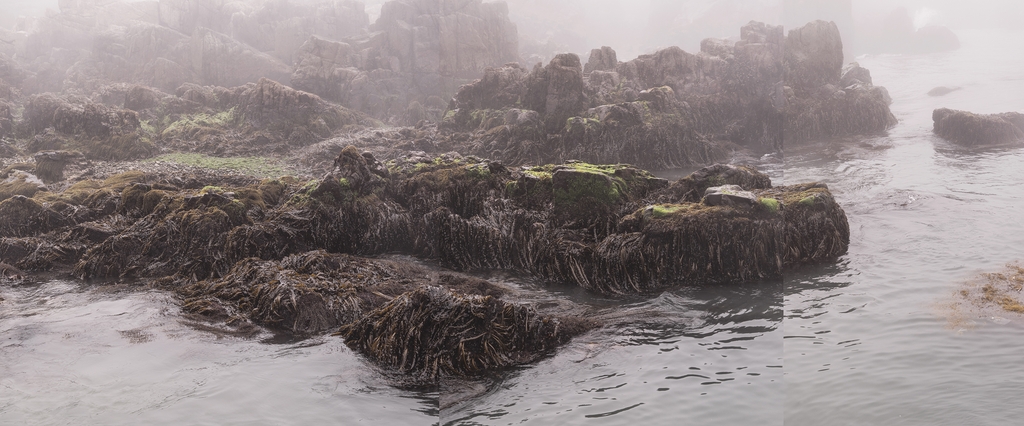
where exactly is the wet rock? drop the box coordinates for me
[933,108,1024,146]
[0,262,25,281]
[783,21,896,143]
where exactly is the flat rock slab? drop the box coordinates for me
[703,184,757,207]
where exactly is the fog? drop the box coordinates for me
[4,1,1019,63]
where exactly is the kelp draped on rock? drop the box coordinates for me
[7,149,849,296]
[339,286,589,379]
[0,148,850,381]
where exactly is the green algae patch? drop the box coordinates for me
[146,153,291,178]
[1,174,44,201]
[649,204,689,217]
[758,197,781,213]
[552,168,624,207]
[161,108,237,138]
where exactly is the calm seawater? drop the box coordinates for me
[1,28,1019,426]
[784,29,1024,425]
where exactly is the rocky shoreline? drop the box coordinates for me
[0,0,879,385]
[2,146,848,384]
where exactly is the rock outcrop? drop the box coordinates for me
[933,108,1024,146]
[783,20,897,143]
[436,20,894,169]
[0,145,850,379]
[291,0,519,123]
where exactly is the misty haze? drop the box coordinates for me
[1,0,1022,424]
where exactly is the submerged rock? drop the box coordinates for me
[927,86,961,97]
[933,108,1024,146]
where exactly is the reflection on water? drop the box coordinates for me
[442,278,783,425]
[0,281,438,425]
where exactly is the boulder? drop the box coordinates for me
[933,108,1024,146]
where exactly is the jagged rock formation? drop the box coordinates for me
[8,79,367,160]
[291,0,519,123]
[782,20,897,143]
[438,20,894,169]
[933,108,1024,146]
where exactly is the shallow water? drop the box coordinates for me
[0,281,438,425]
[784,29,1024,425]
[441,273,783,425]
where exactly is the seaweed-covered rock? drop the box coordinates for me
[933,108,1024,146]
[19,93,155,160]
[147,78,366,156]
[1,172,47,201]
[180,251,419,334]
[340,286,589,379]
[0,195,71,238]
[33,150,81,183]
[762,182,850,266]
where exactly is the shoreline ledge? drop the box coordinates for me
[2,148,849,381]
